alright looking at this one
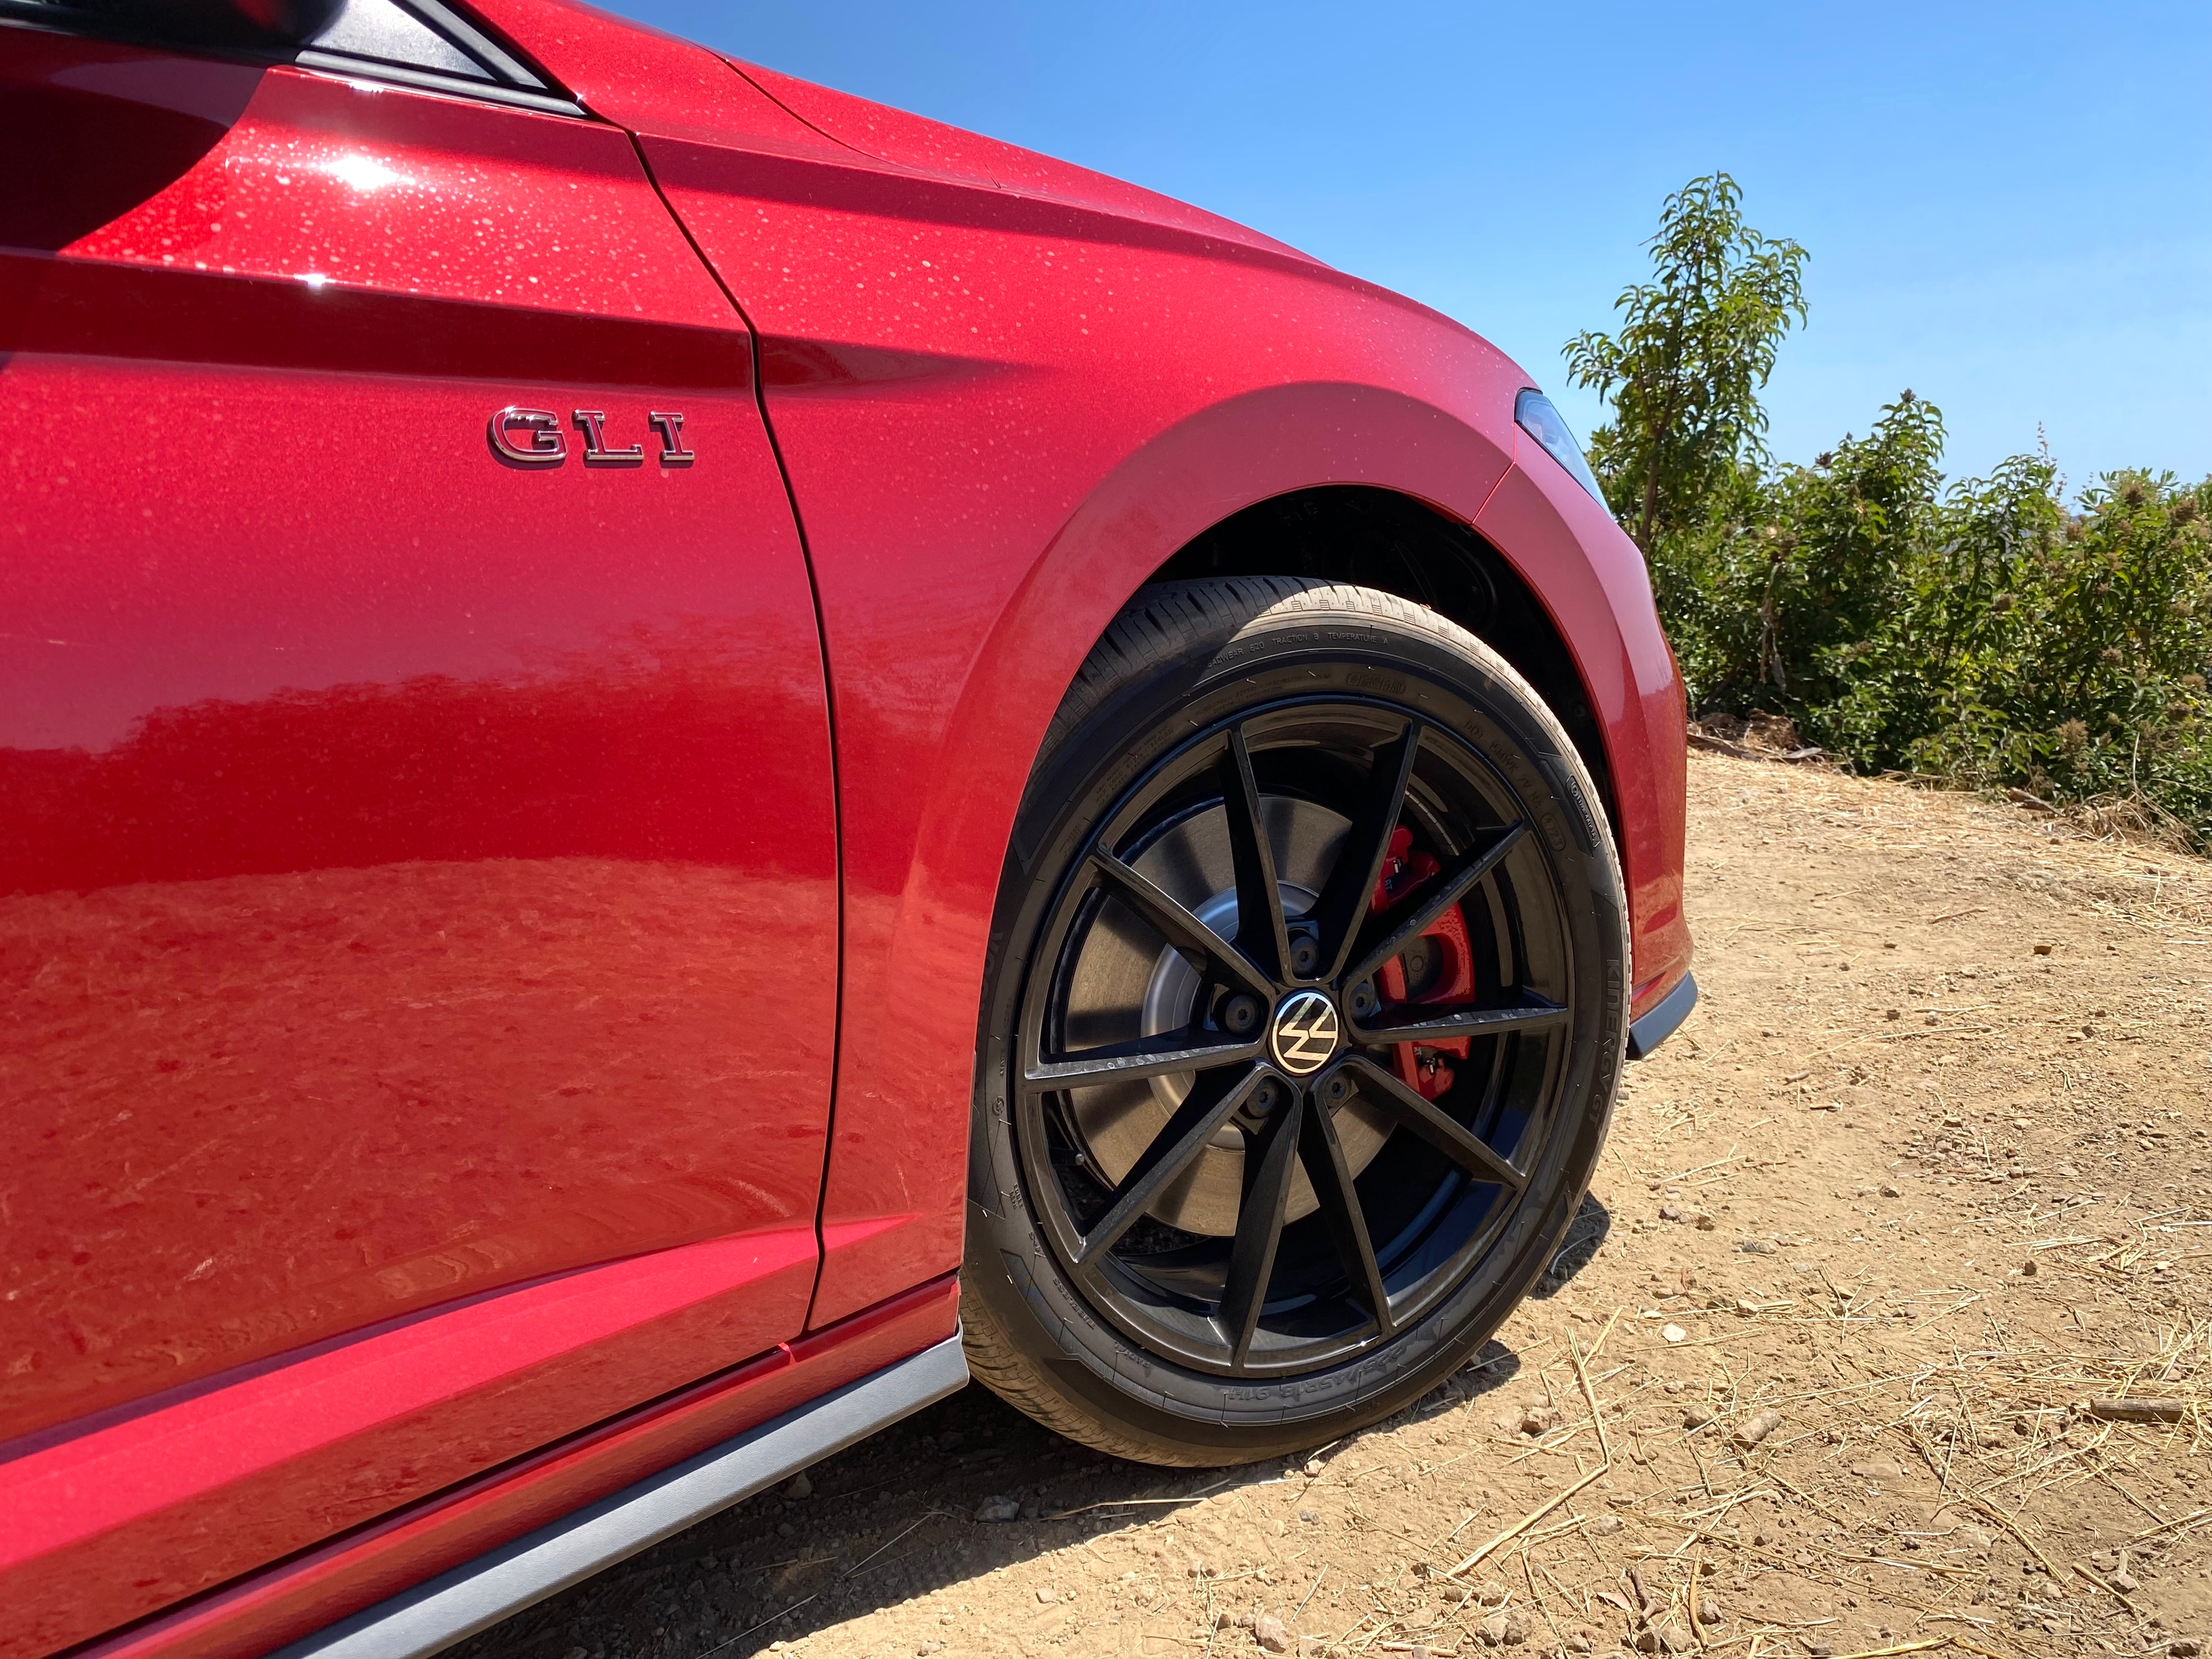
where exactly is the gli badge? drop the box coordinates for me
[488,407,695,468]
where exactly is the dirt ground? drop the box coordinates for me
[461,751,2211,1659]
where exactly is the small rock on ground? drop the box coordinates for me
[1731,1408,1783,1448]
[1479,1609,1533,1646]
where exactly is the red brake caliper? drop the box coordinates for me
[1369,826,1473,1099]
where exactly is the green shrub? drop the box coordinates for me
[1650,397,2212,845]
[1571,177,2212,848]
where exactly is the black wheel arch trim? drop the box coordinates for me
[1626,970,1697,1060]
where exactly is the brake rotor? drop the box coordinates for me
[1058,795,1398,1238]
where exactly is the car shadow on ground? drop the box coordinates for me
[1530,1190,1612,1296]
[455,1198,1611,1659]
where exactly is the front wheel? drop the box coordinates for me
[962,578,1628,1465]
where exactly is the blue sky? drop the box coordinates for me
[603,1,2210,494]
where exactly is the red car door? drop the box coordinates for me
[0,13,836,1653]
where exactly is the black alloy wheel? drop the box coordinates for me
[964,578,1628,1465]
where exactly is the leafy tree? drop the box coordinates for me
[1565,173,1808,551]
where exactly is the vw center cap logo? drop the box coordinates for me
[1268,989,1341,1076]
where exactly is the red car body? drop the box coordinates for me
[0,3,1691,1654]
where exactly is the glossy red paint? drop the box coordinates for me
[3,25,839,1653]
[69,1277,957,1659]
[1476,447,1692,1014]
[736,57,1314,262]
[6,2,1689,1649]
[463,5,1688,1330]
[2,1227,816,1658]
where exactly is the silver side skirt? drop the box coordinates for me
[274,1334,970,1659]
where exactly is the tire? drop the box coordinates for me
[962,577,1628,1466]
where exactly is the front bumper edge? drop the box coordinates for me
[1626,971,1697,1060]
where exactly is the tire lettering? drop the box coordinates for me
[1342,669,1407,696]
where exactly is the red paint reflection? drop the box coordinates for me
[1,628,833,1443]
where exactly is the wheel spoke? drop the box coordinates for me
[1349,991,1568,1046]
[1219,726,1294,984]
[1075,1062,1264,1263]
[1341,1054,1527,1188]
[1025,1030,1265,1093]
[1298,1085,1393,1334]
[1217,1087,1305,1368]
[1312,721,1420,982]
[1091,851,1276,1002]
[1342,821,1527,991]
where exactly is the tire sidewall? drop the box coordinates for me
[967,594,1627,1462]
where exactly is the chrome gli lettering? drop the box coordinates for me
[487,406,564,466]
[487,408,693,467]
[571,409,644,466]
[647,411,696,466]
